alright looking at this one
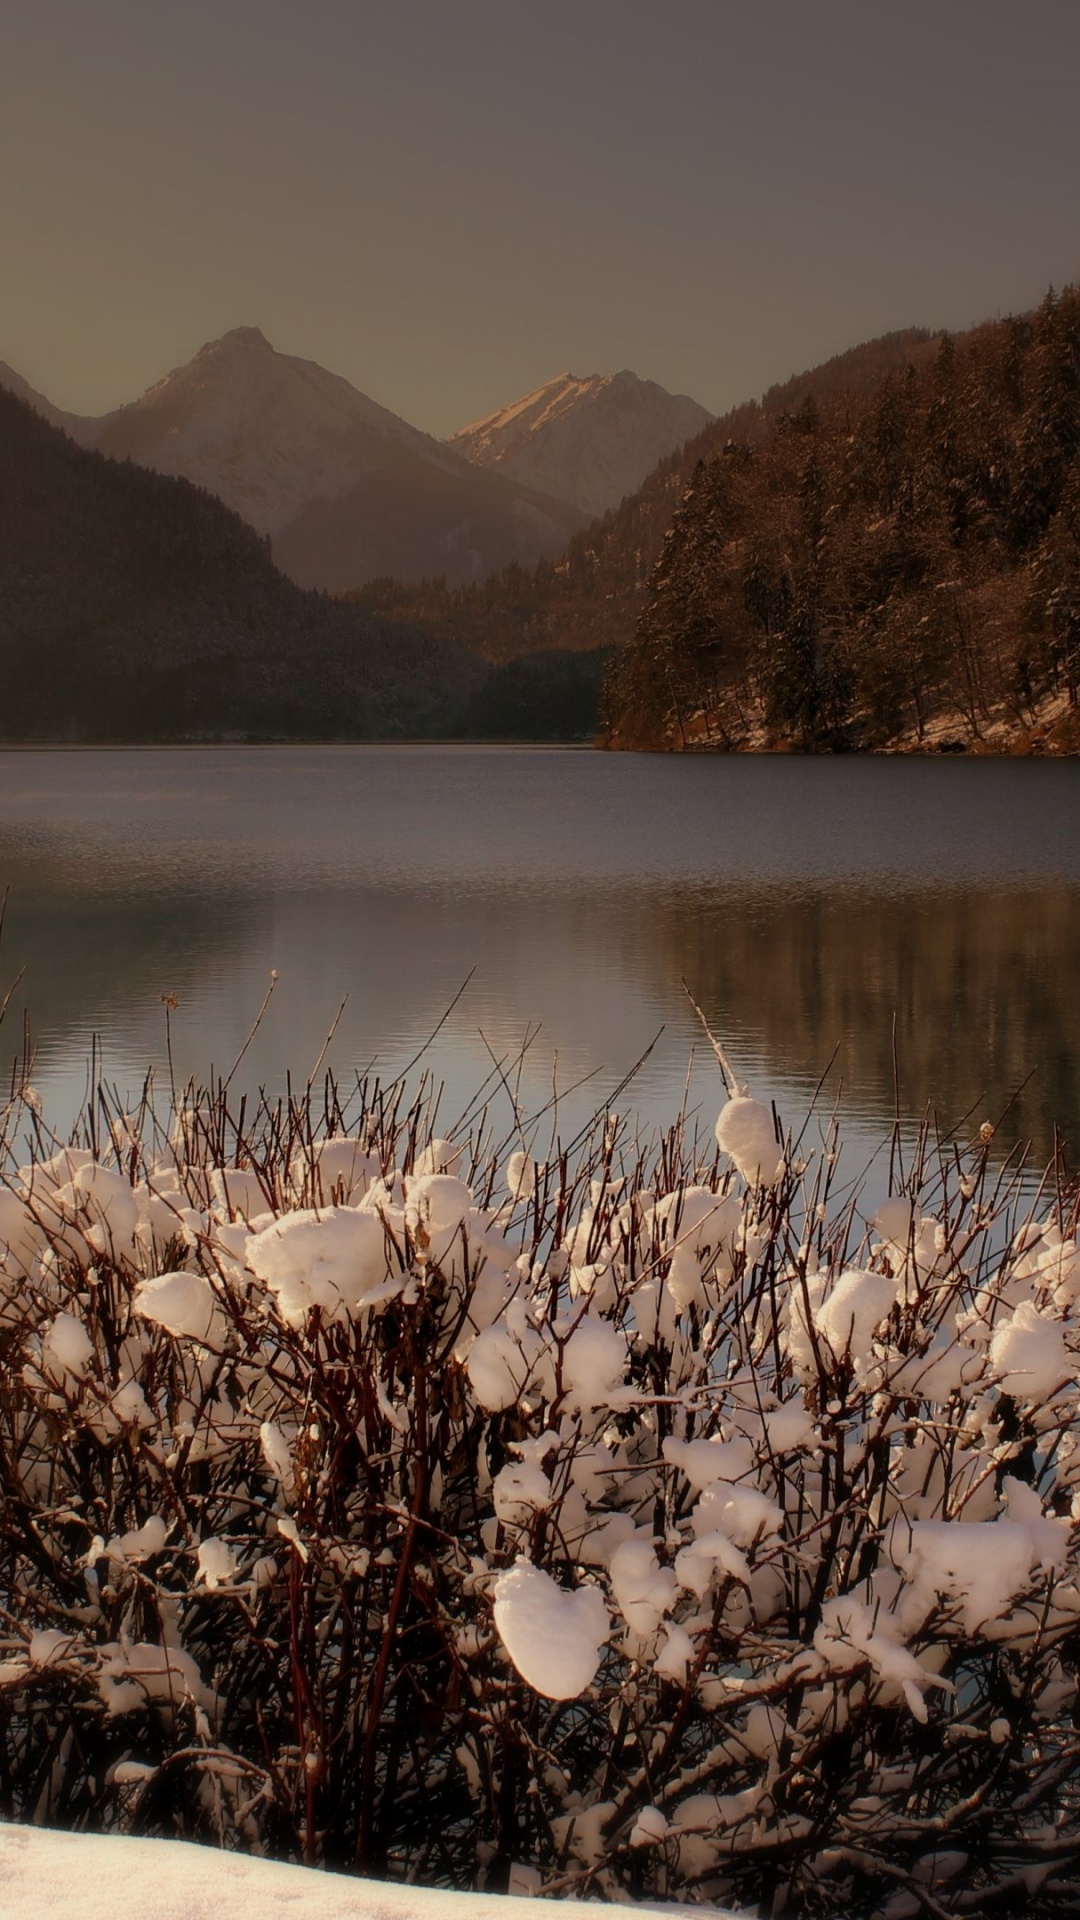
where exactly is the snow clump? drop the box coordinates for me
[493,1560,609,1699]
[715,1094,783,1185]
[246,1205,395,1325]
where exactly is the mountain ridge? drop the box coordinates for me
[0,360,90,439]
[0,336,718,585]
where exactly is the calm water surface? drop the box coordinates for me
[0,747,1078,1182]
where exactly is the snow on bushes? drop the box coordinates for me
[2,1067,1080,1917]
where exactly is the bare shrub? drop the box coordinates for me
[1,1066,1079,1917]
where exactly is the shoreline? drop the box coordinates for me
[1,735,1078,757]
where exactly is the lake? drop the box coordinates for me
[1,746,1078,1187]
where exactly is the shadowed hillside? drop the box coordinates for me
[0,390,597,742]
[0,385,482,739]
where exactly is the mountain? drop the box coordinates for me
[0,332,585,593]
[603,290,1080,753]
[0,385,601,743]
[448,369,713,517]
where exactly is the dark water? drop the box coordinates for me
[0,746,1078,1178]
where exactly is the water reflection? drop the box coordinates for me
[668,884,1080,1160]
[0,749,1077,1172]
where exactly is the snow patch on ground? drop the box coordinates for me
[0,1825,732,1920]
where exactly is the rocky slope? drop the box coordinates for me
[448,368,712,516]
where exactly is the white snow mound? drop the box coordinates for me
[0,1824,739,1920]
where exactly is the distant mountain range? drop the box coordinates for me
[0,334,711,591]
[448,370,712,518]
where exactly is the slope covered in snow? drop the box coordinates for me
[1,332,585,592]
[448,370,713,518]
[1,1827,718,1920]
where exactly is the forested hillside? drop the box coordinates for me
[349,329,935,664]
[0,390,593,741]
[604,291,1080,752]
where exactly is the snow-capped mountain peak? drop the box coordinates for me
[448,369,713,518]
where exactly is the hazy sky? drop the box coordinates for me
[2,1,1079,437]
